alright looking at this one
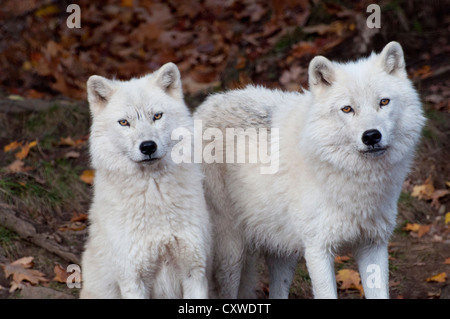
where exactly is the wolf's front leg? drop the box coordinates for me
[182,269,209,299]
[354,242,389,299]
[304,247,337,299]
[118,272,148,299]
[266,252,299,299]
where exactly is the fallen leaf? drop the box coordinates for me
[59,222,87,232]
[120,0,134,7]
[5,160,34,173]
[445,212,450,225]
[15,140,38,160]
[4,141,23,153]
[418,225,431,238]
[412,65,432,79]
[80,170,94,185]
[444,258,450,265]
[335,256,351,264]
[430,189,450,210]
[404,223,421,232]
[425,272,447,283]
[235,56,247,70]
[336,269,364,296]
[1,256,49,292]
[53,264,69,283]
[411,176,435,200]
[71,212,88,223]
[59,136,86,147]
[404,223,431,238]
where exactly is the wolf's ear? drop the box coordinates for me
[155,62,183,100]
[379,41,406,77]
[308,56,335,88]
[87,75,115,115]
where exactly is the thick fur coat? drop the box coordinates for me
[194,42,425,299]
[81,63,212,299]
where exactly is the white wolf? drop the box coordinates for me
[80,63,212,299]
[194,42,425,299]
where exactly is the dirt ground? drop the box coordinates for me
[0,0,449,299]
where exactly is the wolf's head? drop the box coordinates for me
[87,63,192,173]
[305,42,425,171]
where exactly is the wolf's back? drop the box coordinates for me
[194,85,302,130]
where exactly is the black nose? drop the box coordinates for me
[362,129,382,146]
[139,140,157,155]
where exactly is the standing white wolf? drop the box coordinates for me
[80,63,211,299]
[194,42,425,299]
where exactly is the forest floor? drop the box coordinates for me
[0,0,449,299]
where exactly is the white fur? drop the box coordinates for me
[194,42,425,299]
[81,63,212,299]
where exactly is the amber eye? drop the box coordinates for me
[341,106,354,113]
[153,112,163,121]
[118,119,129,126]
[380,98,390,107]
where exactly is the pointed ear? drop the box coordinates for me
[155,62,183,99]
[87,75,115,115]
[379,41,406,76]
[308,56,335,88]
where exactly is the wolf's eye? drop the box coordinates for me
[118,119,129,126]
[341,106,354,114]
[380,99,390,107]
[153,112,163,121]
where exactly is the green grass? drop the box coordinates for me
[0,225,18,257]
[0,101,91,219]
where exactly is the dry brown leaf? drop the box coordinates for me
[431,189,450,209]
[80,170,95,185]
[336,269,364,296]
[53,264,69,283]
[425,272,447,283]
[303,21,347,36]
[404,223,431,238]
[59,222,87,232]
[5,159,34,173]
[120,0,134,7]
[334,256,351,264]
[412,65,432,79]
[411,176,434,200]
[444,258,450,265]
[59,136,87,148]
[1,256,49,292]
[71,212,88,223]
[417,225,431,238]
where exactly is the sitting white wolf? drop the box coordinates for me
[194,42,425,299]
[81,63,211,299]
